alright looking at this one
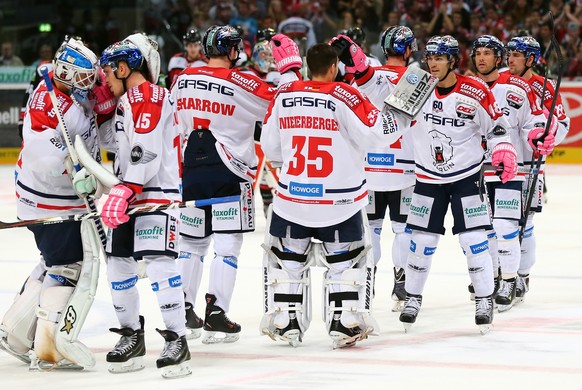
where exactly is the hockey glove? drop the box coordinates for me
[527,115,557,156]
[491,142,518,183]
[91,68,117,115]
[270,34,302,73]
[101,184,135,229]
[329,34,368,74]
[72,167,104,199]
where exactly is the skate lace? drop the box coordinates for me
[516,277,528,294]
[160,339,182,359]
[475,297,493,316]
[402,296,421,315]
[112,334,137,355]
[497,280,515,298]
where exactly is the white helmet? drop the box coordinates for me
[53,37,98,91]
[125,32,161,83]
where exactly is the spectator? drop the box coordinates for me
[31,43,54,69]
[230,0,259,43]
[0,42,24,66]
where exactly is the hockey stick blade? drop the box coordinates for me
[0,195,241,230]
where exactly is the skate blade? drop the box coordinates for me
[30,359,84,371]
[330,327,372,349]
[0,339,31,364]
[107,356,145,374]
[202,331,240,344]
[497,302,513,313]
[160,361,192,379]
[391,300,405,312]
[186,327,202,340]
[402,323,413,333]
[478,324,492,335]
[269,329,303,347]
[514,296,525,305]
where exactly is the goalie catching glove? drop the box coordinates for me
[329,34,368,74]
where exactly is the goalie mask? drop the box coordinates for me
[125,33,161,84]
[53,37,98,106]
[251,40,275,74]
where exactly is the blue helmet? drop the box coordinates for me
[381,26,417,56]
[100,41,144,74]
[202,25,242,57]
[424,35,459,58]
[471,35,506,59]
[506,36,541,62]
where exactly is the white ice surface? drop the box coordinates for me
[1,164,581,389]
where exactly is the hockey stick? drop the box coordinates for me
[39,67,108,250]
[0,195,240,230]
[520,13,563,242]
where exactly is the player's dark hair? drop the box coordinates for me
[307,44,337,77]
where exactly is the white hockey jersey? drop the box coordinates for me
[16,76,101,219]
[354,65,416,191]
[412,74,511,184]
[112,82,181,207]
[483,72,547,182]
[261,80,406,227]
[171,66,296,183]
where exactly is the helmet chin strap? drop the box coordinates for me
[114,67,133,94]
[229,49,240,69]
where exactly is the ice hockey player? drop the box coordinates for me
[398,35,516,334]
[471,35,549,312]
[167,28,208,87]
[171,26,300,344]
[260,36,413,348]
[505,35,570,304]
[98,33,191,378]
[349,25,418,312]
[0,37,113,369]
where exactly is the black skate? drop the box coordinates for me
[496,277,517,312]
[106,316,146,374]
[156,329,191,379]
[273,312,302,347]
[391,267,406,312]
[202,294,241,344]
[399,293,422,332]
[184,302,203,340]
[328,314,364,349]
[514,274,529,304]
[475,295,494,335]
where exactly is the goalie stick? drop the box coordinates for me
[0,195,241,230]
[39,67,108,251]
[520,12,563,242]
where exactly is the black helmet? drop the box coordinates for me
[346,27,366,47]
[183,28,202,45]
[202,25,242,57]
[256,27,276,43]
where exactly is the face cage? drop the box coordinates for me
[55,62,97,91]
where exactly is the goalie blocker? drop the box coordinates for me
[384,67,438,120]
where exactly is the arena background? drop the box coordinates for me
[1,0,580,163]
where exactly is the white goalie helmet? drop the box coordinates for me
[53,37,98,91]
[124,32,161,84]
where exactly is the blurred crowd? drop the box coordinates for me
[2,0,582,78]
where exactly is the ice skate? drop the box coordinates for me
[271,313,302,347]
[328,314,366,349]
[399,293,422,333]
[184,302,203,340]
[514,274,529,305]
[202,294,241,344]
[156,329,192,379]
[106,316,146,374]
[496,277,517,313]
[0,327,31,364]
[391,267,406,312]
[475,295,494,335]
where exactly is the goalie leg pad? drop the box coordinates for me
[260,207,312,345]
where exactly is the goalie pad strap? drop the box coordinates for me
[326,247,364,264]
[274,293,303,303]
[271,246,308,263]
[329,291,359,306]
